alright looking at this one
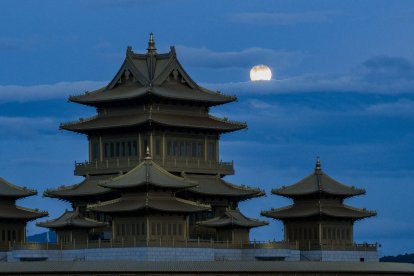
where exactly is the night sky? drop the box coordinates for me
[1,0,414,256]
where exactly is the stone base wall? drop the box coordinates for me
[300,250,379,262]
[7,247,301,262]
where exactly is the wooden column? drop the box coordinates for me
[88,137,92,161]
[146,216,150,243]
[150,132,153,155]
[319,222,322,243]
[99,136,103,162]
[162,133,166,165]
[215,136,219,162]
[138,133,142,159]
[204,135,208,161]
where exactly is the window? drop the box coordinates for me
[132,141,138,156]
[208,142,215,160]
[155,139,161,156]
[104,143,110,158]
[197,143,203,158]
[178,224,183,236]
[92,142,100,160]
[110,143,115,157]
[157,223,161,235]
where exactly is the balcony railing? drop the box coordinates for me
[74,157,234,176]
[7,239,377,252]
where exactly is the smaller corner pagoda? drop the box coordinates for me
[37,207,107,244]
[0,177,48,243]
[261,158,376,249]
[87,148,210,243]
[197,208,268,243]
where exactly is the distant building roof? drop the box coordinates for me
[272,159,365,199]
[198,209,268,228]
[37,209,107,230]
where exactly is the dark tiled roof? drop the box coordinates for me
[183,174,264,199]
[198,209,268,228]
[87,192,210,214]
[37,209,107,230]
[261,201,376,220]
[44,176,112,200]
[0,177,37,199]
[100,157,196,191]
[60,111,246,134]
[69,44,235,107]
[272,161,365,199]
[0,204,47,221]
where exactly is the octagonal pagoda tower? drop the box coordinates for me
[44,34,265,241]
[261,159,376,249]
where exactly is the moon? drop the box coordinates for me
[250,65,272,81]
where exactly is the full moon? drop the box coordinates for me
[250,65,272,81]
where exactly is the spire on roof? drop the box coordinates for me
[315,156,321,173]
[147,32,157,54]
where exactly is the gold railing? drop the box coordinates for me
[7,239,377,252]
[74,158,234,175]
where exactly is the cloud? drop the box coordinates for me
[0,116,58,138]
[0,80,106,103]
[230,11,331,25]
[204,56,414,94]
[177,46,301,70]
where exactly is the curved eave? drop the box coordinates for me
[60,114,246,134]
[198,218,268,229]
[88,197,210,214]
[198,209,268,229]
[183,176,265,200]
[99,161,197,190]
[0,206,48,221]
[261,205,376,221]
[0,178,38,199]
[69,88,235,107]
[271,188,366,199]
[37,211,107,230]
[44,181,112,201]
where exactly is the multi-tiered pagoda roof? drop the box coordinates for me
[0,178,48,221]
[262,159,376,221]
[88,151,210,214]
[37,208,107,230]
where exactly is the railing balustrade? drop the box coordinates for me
[74,157,234,174]
[7,239,377,252]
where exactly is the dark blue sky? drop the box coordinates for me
[1,0,414,256]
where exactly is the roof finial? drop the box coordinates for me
[147,32,157,54]
[145,146,152,160]
[315,156,321,172]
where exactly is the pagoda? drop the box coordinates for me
[44,34,265,242]
[261,159,376,249]
[37,208,107,244]
[0,177,47,243]
[88,149,210,242]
